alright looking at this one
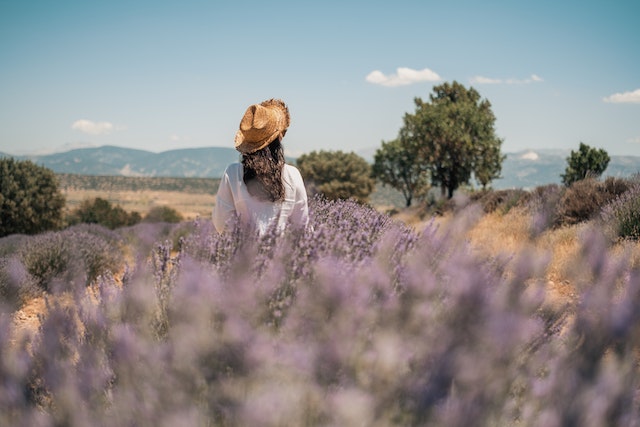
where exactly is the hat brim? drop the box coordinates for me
[234,99,290,154]
[234,128,282,154]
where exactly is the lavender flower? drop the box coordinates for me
[1,198,640,425]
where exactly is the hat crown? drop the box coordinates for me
[234,99,290,154]
[240,105,274,132]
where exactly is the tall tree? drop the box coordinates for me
[400,81,504,198]
[0,158,65,237]
[372,138,430,207]
[561,142,610,186]
[296,150,375,203]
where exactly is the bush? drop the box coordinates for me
[603,175,632,196]
[0,158,65,237]
[475,189,531,214]
[297,150,375,203]
[526,184,566,235]
[0,256,39,309]
[602,183,640,240]
[554,178,627,227]
[0,225,126,294]
[67,197,141,229]
[143,205,184,223]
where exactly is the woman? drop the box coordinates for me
[213,99,309,235]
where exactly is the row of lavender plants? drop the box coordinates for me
[1,196,640,426]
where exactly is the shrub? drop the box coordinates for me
[527,184,566,235]
[554,178,627,227]
[0,256,39,309]
[296,150,375,203]
[601,183,640,240]
[17,231,75,292]
[0,158,65,237]
[1,225,126,293]
[476,189,531,214]
[602,176,632,196]
[0,234,28,258]
[67,197,141,229]
[143,205,184,223]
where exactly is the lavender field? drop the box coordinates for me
[2,194,640,426]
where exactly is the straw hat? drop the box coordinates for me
[234,99,290,154]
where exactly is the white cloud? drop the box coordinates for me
[365,67,441,87]
[628,137,640,144]
[470,76,502,85]
[470,74,544,85]
[603,89,640,104]
[71,119,122,135]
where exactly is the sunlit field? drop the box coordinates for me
[63,189,214,220]
[58,174,221,220]
[3,182,640,425]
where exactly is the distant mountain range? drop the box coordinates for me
[494,149,640,189]
[1,145,639,190]
[0,145,240,178]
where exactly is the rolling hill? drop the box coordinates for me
[4,145,240,178]
[2,145,639,190]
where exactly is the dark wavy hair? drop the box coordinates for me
[242,137,285,202]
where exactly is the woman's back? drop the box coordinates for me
[213,162,308,234]
[212,98,309,235]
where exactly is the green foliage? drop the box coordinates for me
[400,81,504,198]
[561,142,610,186]
[144,205,184,223]
[296,150,375,203]
[0,158,65,237]
[372,138,430,207]
[67,197,141,229]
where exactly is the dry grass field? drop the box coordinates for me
[57,174,219,220]
[58,174,407,221]
[63,189,214,220]
[395,205,640,310]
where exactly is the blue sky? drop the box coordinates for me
[1,0,639,158]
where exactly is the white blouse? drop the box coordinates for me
[213,163,309,234]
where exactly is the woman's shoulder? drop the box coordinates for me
[283,163,301,174]
[223,162,243,176]
[283,164,306,191]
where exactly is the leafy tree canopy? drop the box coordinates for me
[372,138,430,207]
[400,81,504,198]
[0,158,65,237]
[296,150,375,203]
[561,142,610,186]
